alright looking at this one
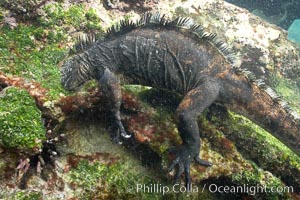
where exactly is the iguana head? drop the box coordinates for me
[61,55,96,91]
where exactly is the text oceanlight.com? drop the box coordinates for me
[132,183,294,195]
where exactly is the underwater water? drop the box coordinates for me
[226,0,300,31]
[225,0,300,43]
[1,0,300,200]
[288,19,300,43]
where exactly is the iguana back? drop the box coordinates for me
[61,14,236,93]
[116,28,230,94]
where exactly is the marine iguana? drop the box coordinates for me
[61,13,300,187]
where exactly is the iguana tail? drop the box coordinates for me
[220,70,300,155]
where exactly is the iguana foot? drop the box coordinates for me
[112,119,131,144]
[116,119,131,138]
[168,145,212,189]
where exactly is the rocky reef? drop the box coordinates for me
[0,0,300,199]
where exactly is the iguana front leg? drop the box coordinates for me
[168,78,220,189]
[100,68,131,143]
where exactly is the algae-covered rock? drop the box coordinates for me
[1,0,300,199]
[0,87,45,152]
[55,117,162,199]
[0,0,50,18]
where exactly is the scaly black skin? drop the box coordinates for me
[61,15,300,188]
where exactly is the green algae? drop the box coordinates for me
[231,166,293,200]
[271,74,300,113]
[226,111,300,168]
[68,158,217,200]
[0,87,46,151]
[11,191,42,200]
[194,108,295,199]
[0,3,103,100]
[204,108,300,196]
[40,3,103,32]
[0,191,43,200]
[0,24,67,100]
[68,159,155,199]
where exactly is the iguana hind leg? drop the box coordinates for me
[100,68,131,143]
[168,78,220,188]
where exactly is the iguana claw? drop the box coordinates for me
[113,120,131,144]
[168,145,212,190]
[116,119,131,138]
[194,156,212,166]
[121,130,131,138]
